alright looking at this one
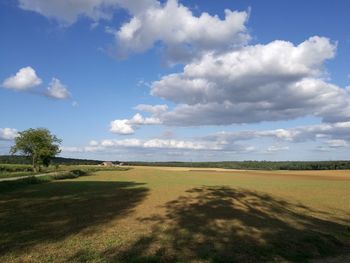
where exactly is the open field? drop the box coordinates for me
[1,166,350,263]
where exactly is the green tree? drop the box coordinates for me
[10,128,62,172]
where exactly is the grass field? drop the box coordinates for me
[0,166,350,263]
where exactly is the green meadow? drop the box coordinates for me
[1,166,350,263]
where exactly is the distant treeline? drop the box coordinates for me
[2,155,350,170]
[125,161,350,170]
[0,155,103,165]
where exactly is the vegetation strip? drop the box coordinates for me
[0,166,130,192]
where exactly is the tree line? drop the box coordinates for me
[0,155,102,166]
[125,161,350,170]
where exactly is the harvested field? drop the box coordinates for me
[1,166,349,262]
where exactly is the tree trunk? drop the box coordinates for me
[32,155,37,173]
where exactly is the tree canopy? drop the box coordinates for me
[10,128,62,172]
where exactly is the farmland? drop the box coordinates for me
[1,166,350,263]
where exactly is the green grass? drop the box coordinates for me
[0,164,34,178]
[0,167,349,262]
[0,164,130,179]
[0,163,33,172]
[0,163,57,179]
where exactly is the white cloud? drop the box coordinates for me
[2,67,42,90]
[136,36,350,126]
[134,104,168,115]
[110,119,135,135]
[129,113,161,125]
[63,120,350,159]
[152,36,335,104]
[60,146,85,153]
[326,139,348,148]
[46,78,70,100]
[114,0,249,63]
[142,139,218,150]
[0,128,18,140]
[270,122,350,143]
[62,137,251,153]
[2,68,71,101]
[18,0,249,63]
[266,145,289,153]
[205,121,350,145]
[110,113,161,135]
[46,78,70,99]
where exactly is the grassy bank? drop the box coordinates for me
[0,166,130,192]
[0,164,129,179]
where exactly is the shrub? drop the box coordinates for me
[52,169,89,180]
[70,169,88,176]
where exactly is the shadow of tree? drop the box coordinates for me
[0,181,149,256]
[106,186,349,263]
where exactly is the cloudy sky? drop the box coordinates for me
[1,0,350,161]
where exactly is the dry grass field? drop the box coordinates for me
[0,166,350,262]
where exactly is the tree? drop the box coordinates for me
[10,128,62,172]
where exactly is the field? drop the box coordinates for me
[0,166,350,263]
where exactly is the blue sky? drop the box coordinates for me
[1,0,350,161]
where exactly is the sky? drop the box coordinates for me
[1,0,350,161]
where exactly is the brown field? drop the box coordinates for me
[0,166,349,262]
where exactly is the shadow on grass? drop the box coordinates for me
[0,175,55,193]
[104,186,349,263]
[0,181,149,256]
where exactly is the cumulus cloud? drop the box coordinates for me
[133,36,350,126]
[61,137,253,154]
[110,113,161,135]
[19,0,249,63]
[326,139,349,148]
[204,121,350,146]
[46,78,70,99]
[264,122,350,143]
[114,0,249,63]
[134,104,168,115]
[64,120,350,158]
[0,128,18,140]
[152,36,336,103]
[2,67,71,100]
[2,67,42,90]
[110,120,135,135]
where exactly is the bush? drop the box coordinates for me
[70,169,88,176]
[52,169,89,180]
